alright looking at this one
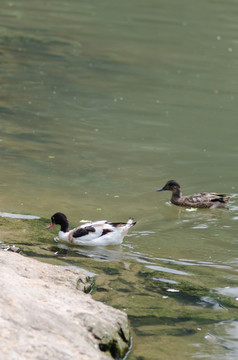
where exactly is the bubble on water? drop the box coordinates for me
[192,224,208,229]
[186,208,197,212]
[205,333,218,343]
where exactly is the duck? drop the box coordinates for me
[46,212,136,246]
[157,180,232,209]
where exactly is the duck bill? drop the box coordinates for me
[157,187,165,192]
[46,223,55,229]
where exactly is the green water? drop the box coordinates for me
[1,0,238,359]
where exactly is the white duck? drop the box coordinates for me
[46,212,136,246]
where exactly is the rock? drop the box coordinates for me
[0,250,130,360]
[76,275,94,294]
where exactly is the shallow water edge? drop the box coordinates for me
[1,214,238,360]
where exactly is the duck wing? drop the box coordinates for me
[71,220,113,240]
[210,194,231,203]
[72,225,96,238]
[182,192,231,208]
[183,192,212,204]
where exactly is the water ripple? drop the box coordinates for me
[146,264,190,276]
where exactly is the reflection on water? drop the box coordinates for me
[0,212,40,219]
[146,264,191,276]
[216,287,238,299]
[193,321,238,360]
[1,0,238,359]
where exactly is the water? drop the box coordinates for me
[1,0,238,359]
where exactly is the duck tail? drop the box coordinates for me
[127,218,136,227]
[119,218,136,236]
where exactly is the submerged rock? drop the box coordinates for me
[0,250,130,360]
[1,244,22,253]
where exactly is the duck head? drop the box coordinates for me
[46,212,69,232]
[157,180,181,192]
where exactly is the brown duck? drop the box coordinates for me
[157,180,232,209]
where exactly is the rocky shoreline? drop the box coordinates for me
[0,250,130,360]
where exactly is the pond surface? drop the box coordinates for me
[1,0,238,359]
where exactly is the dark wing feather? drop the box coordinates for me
[73,226,96,238]
[211,197,225,203]
[107,222,127,228]
[99,228,113,237]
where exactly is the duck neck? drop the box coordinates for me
[171,187,182,201]
[60,221,69,233]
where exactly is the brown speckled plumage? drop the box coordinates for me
[157,180,231,209]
